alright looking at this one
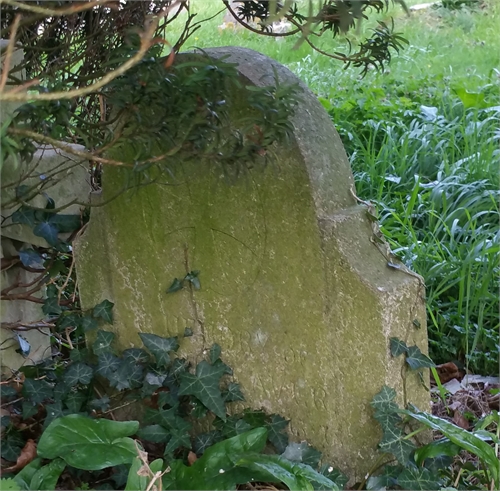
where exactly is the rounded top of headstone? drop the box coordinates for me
[199,47,356,216]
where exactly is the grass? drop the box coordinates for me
[168,0,500,374]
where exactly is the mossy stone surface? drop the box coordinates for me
[74,47,429,479]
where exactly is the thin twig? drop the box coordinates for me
[0,5,171,102]
[0,13,21,92]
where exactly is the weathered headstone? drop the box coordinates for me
[0,40,90,373]
[74,47,429,477]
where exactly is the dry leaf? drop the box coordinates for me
[3,439,36,473]
[432,362,461,384]
[137,463,151,477]
[452,410,470,430]
[187,451,197,465]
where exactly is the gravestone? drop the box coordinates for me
[0,40,90,373]
[74,47,429,477]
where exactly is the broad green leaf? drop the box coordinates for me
[236,454,339,491]
[0,478,20,491]
[166,428,268,490]
[64,362,93,386]
[179,360,226,421]
[22,378,53,404]
[38,415,139,471]
[397,466,443,490]
[93,330,116,355]
[137,425,170,443]
[390,337,408,357]
[29,458,66,491]
[93,299,114,323]
[125,457,163,491]
[33,221,59,247]
[403,408,500,484]
[139,333,179,367]
[455,88,487,109]
[414,438,461,466]
[13,458,42,491]
[405,346,435,370]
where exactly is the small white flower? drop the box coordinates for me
[219,469,225,474]
[328,466,334,473]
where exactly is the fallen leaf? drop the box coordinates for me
[3,439,36,473]
[452,410,470,430]
[432,362,461,384]
[187,451,197,466]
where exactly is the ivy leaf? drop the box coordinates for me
[18,249,44,269]
[22,401,38,419]
[371,385,400,413]
[93,330,115,356]
[122,348,150,364]
[44,402,65,429]
[281,442,322,468]
[183,327,193,337]
[166,278,183,293]
[209,343,222,364]
[11,207,36,227]
[93,300,114,324]
[89,396,110,412]
[64,362,93,387]
[164,420,192,454]
[42,297,62,315]
[1,432,24,461]
[390,337,408,357]
[318,464,349,489]
[185,270,201,290]
[49,214,81,233]
[223,382,245,402]
[379,425,415,464]
[64,391,87,413]
[397,466,443,490]
[193,431,222,456]
[22,378,53,404]
[266,414,289,453]
[81,315,98,332]
[137,425,170,443]
[108,359,143,391]
[179,360,226,421]
[406,346,435,370]
[96,352,121,378]
[53,381,71,401]
[139,333,179,367]
[57,313,81,331]
[15,334,31,357]
[33,221,59,247]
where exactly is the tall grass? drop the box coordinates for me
[172,0,500,374]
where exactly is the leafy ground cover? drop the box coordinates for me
[185,0,500,375]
